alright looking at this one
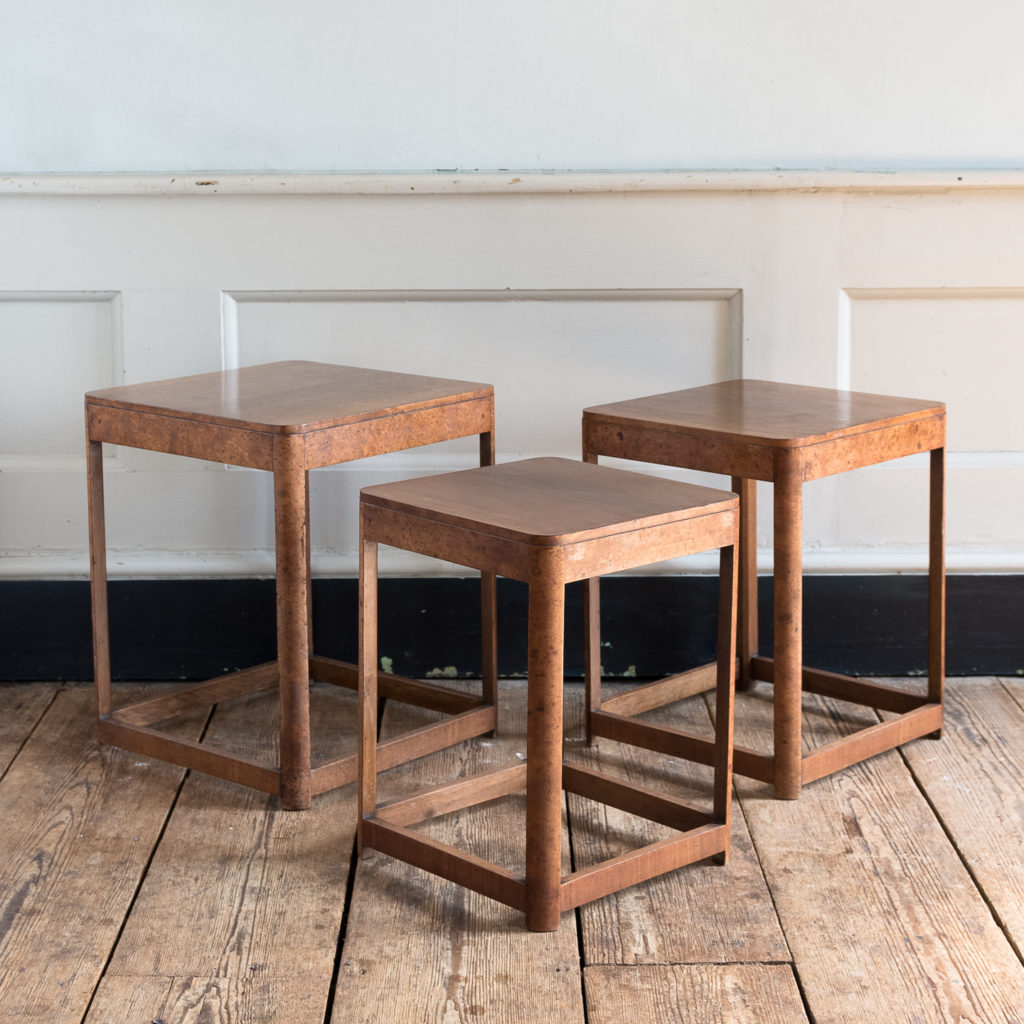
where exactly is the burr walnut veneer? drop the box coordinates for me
[86,360,497,810]
[583,379,945,800]
[358,457,738,932]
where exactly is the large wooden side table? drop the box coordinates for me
[86,360,498,810]
[583,379,945,800]
[358,457,738,931]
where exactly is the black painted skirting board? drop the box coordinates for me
[0,575,1020,682]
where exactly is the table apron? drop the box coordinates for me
[86,404,274,469]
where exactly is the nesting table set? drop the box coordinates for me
[86,361,945,931]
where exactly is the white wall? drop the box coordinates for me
[1,5,1022,579]
[4,2,1024,173]
[1,174,1021,578]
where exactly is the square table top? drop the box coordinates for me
[583,379,944,448]
[361,457,737,547]
[85,360,493,435]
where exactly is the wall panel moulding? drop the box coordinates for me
[6,170,1024,196]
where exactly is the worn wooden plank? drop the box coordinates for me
[737,687,1024,1023]
[99,682,355,1021]
[0,683,57,775]
[338,680,585,1024]
[896,677,1024,960]
[84,974,322,1024]
[572,686,789,965]
[0,684,205,1024]
[585,964,809,1024]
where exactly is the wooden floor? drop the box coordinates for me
[1,675,1023,1023]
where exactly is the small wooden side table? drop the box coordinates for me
[583,379,945,800]
[86,360,498,810]
[358,458,738,932]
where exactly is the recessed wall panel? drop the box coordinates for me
[840,289,1024,567]
[229,290,741,457]
[847,290,1024,452]
[0,293,119,461]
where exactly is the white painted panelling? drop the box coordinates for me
[9,172,1024,197]
[228,290,740,458]
[0,293,120,465]
[120,290,226,385]
[830,288,1024,568]
[846,289,1024,451]
[846,192,1024,270]
[0,176,1021,577]
[837,462,1024,570]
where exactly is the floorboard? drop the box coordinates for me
[0,678,1020,1023]
[91,684,357,1024]
[0,682,58,775]
[569,686,790,966]
[0,685,204,1024]
[896,677,1024,962]
[735,682,1024,1024]
[584,964,809,1024]
[335,684,585,1024]
[83,974,322,1024]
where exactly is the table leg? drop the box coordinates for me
[87,437,112,719]
[928,446,946,723]
[713,538,738,838]
[479,431,498,717]
[274,435,312,810]
[712,544,737,823]
[733,476,758,691]
[304,470,314,651]
[358,535,379,853]
[773,455,803,800]
[583,447,601,745]
[525,549,565,932]
[583,576,601,746]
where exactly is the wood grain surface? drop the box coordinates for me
[896,678,1024,960]
[583,379,943,448]
[0,683,56,774]
[86,360,492,433]
[571,686,788,966]
[0,685,204,1023]
[0,678,1021,1023]
[736,687,1024,1023]
[339,684,584,1023]
[584,964,809,1024]
[84,974,323,1024]
[103,685,355,984]
[361,456,736,547]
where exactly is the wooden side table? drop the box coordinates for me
[86,360,498,810]
[583,379,945,800]
[358,457,738,932]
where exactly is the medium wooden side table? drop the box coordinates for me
[358,457,738,931]
[583,379,945,800]
[86,360,497,810]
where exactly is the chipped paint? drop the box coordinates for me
[426,665,458,679]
